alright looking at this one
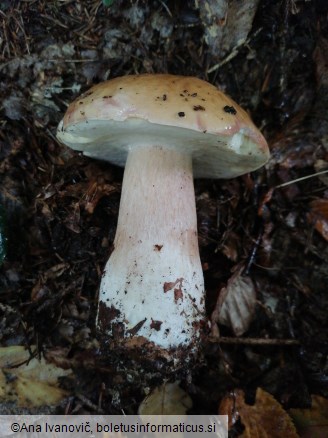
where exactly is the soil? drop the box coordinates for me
[0,0,327,424]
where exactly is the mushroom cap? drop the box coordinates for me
[57,74,269,178]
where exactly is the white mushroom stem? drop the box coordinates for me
[97,146,205,350]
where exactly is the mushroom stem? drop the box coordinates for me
[97,146,205,351]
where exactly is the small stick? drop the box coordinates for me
[209,336,300,346]
[274,169,328,189]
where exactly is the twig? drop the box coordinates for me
[209,336,300,346]
[207,28,262,74]
[274,169,328,189]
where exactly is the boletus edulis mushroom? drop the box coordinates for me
[57,74,269,367]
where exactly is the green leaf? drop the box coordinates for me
[103,0,114,7]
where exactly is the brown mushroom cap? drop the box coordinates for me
[57,74,269,178]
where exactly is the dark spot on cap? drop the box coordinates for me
[154,244,163,251]
[79,101,83,105]
[224,105,237,115]
[193,105,205,111]
[156,94,167,102]
[80,111,85,115]
[191,93,197,97]
[81,91,93,98]
[103,95,112,98]
[178,112,185,117]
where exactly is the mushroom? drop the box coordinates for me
[57,74,269,364]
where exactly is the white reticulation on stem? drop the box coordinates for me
[97,146,205,350]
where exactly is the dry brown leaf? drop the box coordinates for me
[84,180,117,214]
[307,199,328,242]
[0,345,32,368]
[199,0,260,59]
[289,394,328,438]
[219,388,299,438]
[313,37,328,88]
[314,160,328,186]
[0,345,71,408]
[211,267,256,336]
[138,382,192,415]
[221,232,239,262]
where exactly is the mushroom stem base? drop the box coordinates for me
[97,145,205,355]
